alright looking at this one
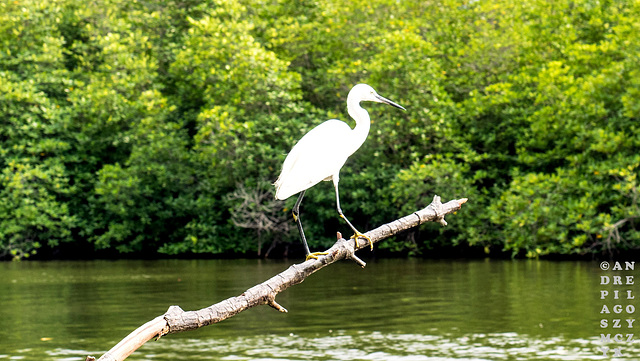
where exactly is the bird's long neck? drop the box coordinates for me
[346,98,371,153]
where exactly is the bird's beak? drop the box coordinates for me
[375,94,406,110]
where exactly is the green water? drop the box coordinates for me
[0,259,635,360]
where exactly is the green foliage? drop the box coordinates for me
[0,160,75,259]
[389,155,485,254]
[0,0,76,259]
[491,169,601,257]
[1,0,639,259]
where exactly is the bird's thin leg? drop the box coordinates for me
[333,181,373,251]
[292,190,310,255]
[293,190,327,260]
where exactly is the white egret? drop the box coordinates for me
[274,84,405,260]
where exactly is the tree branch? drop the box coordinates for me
[86,195,468,361]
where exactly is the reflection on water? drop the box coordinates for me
[0,259,633,360]
[45,332,624,360]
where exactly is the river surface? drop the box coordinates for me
[0,258,636,360]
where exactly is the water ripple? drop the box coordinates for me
[46,331,630,361]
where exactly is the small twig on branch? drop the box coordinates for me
[86,195,468,361]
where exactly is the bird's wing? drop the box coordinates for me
[275,119,353,200]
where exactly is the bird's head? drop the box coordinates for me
[349,84,406,110]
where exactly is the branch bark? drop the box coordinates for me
[86,195,468,361]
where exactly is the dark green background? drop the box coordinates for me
[1,0,638,260]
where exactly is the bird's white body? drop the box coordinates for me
[274,120,352,199]
[274,118,369,199]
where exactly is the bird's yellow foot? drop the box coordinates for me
[350,231,373,250]
[305,252,328,261]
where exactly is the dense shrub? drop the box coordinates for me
[1,0,638,259]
